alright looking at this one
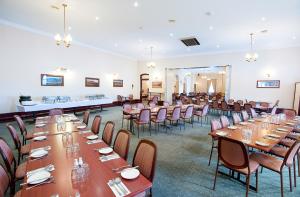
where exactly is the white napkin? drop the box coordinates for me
[86,139,102,145]
[80,130,92,134]
[107,180,130,197]
[30,146,51,154]
[26,164,55,177]
[99,153,120,162]
[33,131,49,136]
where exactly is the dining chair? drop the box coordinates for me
[274,100,280,107]
[271,106,278,115]
[208,119,223,166]
[136,103,145,110]
[237,100,244,106]
[232,113,242,125]
[167,106,181,130]
[220,115,230,128]
[250,108,258,118]
[149,102,156,108]
[132,139,157,196]
[163,101,170,107]
[249,101,256,108]
[244,103,252,115]
[0,138,27,194]
[176,100,183,106]
[91,115,102,135]
[251,140,300,197]
[6,124,30,165]
[241,110,250,121]
[228,99,234,105]
[233,102,242,114]
[212,101,220,115]
[102,121,115,146]
[122,103,132,128]
[213,137,259,197]
[13,115,33,145]
[133,109,151,138]
[82,110,90,126]
[113,129,131,160]
[194,104,209,126]
[282,109,297,119]
[0,164,10,196]
[117,95,125,105]
[221,101,230,116]
[49,108,63,116]
[181,105,194,129]
[151,107,167,133]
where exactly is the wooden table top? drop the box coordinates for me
[21,116,152,197]
[210,118,295,152]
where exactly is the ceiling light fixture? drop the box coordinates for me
[147,46,156,69]
[95,16,99,21]
[245,33,258,62]
[292,35,297,40]
[169,33,174,37]
[216,44,220,48]
[133,1,139,7]
[209,26,214,31]
[261,17,266,21]
[54,4,72,47]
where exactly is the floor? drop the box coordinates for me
[1,106,300,197]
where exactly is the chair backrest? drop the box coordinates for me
[91,115,102,134]
[183,106,194,119]
[228,99,234,104]
[138,109,150,123]
[0,165,9,197]
[14,115,27,135]
[136,103,145,110]
[117,95,123,102]
[237,100,243,106]
[211,119,222,131]
[282,109,296,119]
[220,116,230,128]
[163,101,170,107]
[271,106,277,115]
[6,124,21,152]
[283,140,300,168]
[274,100,279,107]
[82,110,90,126]
[202,104,209,116]
[233,102,241,111]
[149,102,156,108]
[250,108,258,118]
[212,101,218,109]
[123,103,132,111]
[241,110,249,121]
[232,113,241,125]
[171,106,181,120]
[102,121,115,146]
[218,137,249,171]
[244,103,252,113]
[156,108,167,121]
[0,138,16,179]
[132,139,157,182]
[152,96,159,104]
[176,100,183,106]
[113,129,131,160]
[49,108,63,116]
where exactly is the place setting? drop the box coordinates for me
[28,146,51,162]
[86,134,102,144]
[33,131,49,136]
[33,135,47,141]
[98,147,120,162]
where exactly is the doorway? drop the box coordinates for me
[140,73,150,101]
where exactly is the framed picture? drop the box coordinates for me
[41,74,64,86]
[85,77,100,87]
[257,80,280,88]
[113,79,123,87]
[152,81,162,88]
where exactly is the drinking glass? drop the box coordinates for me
[242,129,252,143]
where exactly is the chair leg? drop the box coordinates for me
[137,125,140,138]
[213,159,219,190]
[208,140,214,166]
[289,167,292,192]
[280,172,284,197]
[293,158,296,187]
[122,116,124,128]
[149,123,152,136]
[246,175,250,197]
[256,169,259,192]
[298,153,300,177]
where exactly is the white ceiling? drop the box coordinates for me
[0,0,299,60]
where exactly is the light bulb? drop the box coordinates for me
[54,34,62,45]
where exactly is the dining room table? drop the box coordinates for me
[19,114,152,197]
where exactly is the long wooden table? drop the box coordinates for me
[210,116,295,152]
[20,115,152,197]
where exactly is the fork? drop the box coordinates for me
[26,177,55,190]
[108,180,123,196]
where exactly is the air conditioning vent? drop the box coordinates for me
[180,37,200,46]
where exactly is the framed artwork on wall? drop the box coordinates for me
[41,74,64,86]
[85,77,100,87]
[113,79,123,87]
[256,80,280,88]
[152,81,162,88]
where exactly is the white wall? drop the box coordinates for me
[138,47,300,108]
[0,23,139,113]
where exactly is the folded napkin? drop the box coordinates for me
[26,164,55,177]
[99,153,120,162]
[86,139,102,145]
[33,131,49,136]
[80,130,92,134]
[30,146,51,154]
[107,179,130,197]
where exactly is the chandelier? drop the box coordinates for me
[54,4,72,47]
[147,46,156,69]
[245,33,258,62]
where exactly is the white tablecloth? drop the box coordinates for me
[16,98,113,112]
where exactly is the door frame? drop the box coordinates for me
[140,73,150,100]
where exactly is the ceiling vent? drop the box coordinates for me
[180,37,200,47]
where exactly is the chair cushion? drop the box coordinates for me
[21,144,30,155]
[279,138,295,147]
[269,145,288,158]
[287,132,300,140]
[222,157,259,175]
[250,152,283,172]
[194,111,203,116]
[16,162,27,180]
[25,132,33,140]
[134,120,149,125]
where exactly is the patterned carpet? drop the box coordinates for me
[0,106,299,197]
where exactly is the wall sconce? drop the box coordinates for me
[266,73,271,78]
[55,66,69,74]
